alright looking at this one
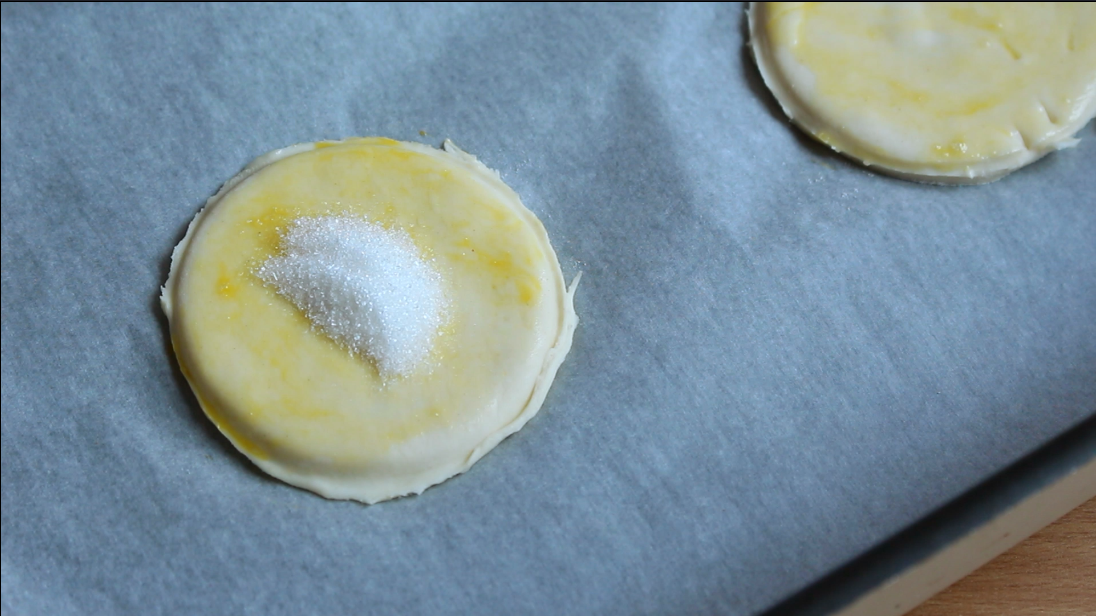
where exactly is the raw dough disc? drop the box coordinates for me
[162,138,578,503]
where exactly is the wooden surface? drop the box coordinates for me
[908,496,1096,616]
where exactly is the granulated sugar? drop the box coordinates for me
[257,216,446,379]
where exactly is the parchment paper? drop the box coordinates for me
[2,4,1093,615]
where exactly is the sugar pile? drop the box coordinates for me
[257,216,446,379]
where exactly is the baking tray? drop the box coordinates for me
[3,4,1093,614]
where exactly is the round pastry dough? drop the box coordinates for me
[749,2,1096,183]
[162,138,578,503]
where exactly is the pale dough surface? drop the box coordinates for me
[162,138,578,504]
[750,2,1096,183]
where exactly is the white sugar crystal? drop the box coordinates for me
[257,216,446,379]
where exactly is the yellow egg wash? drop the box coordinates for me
[751,2,1096,182]
[164,138,578,500]
[174,354,269,461]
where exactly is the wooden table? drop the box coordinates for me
[909,497,1095,616]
